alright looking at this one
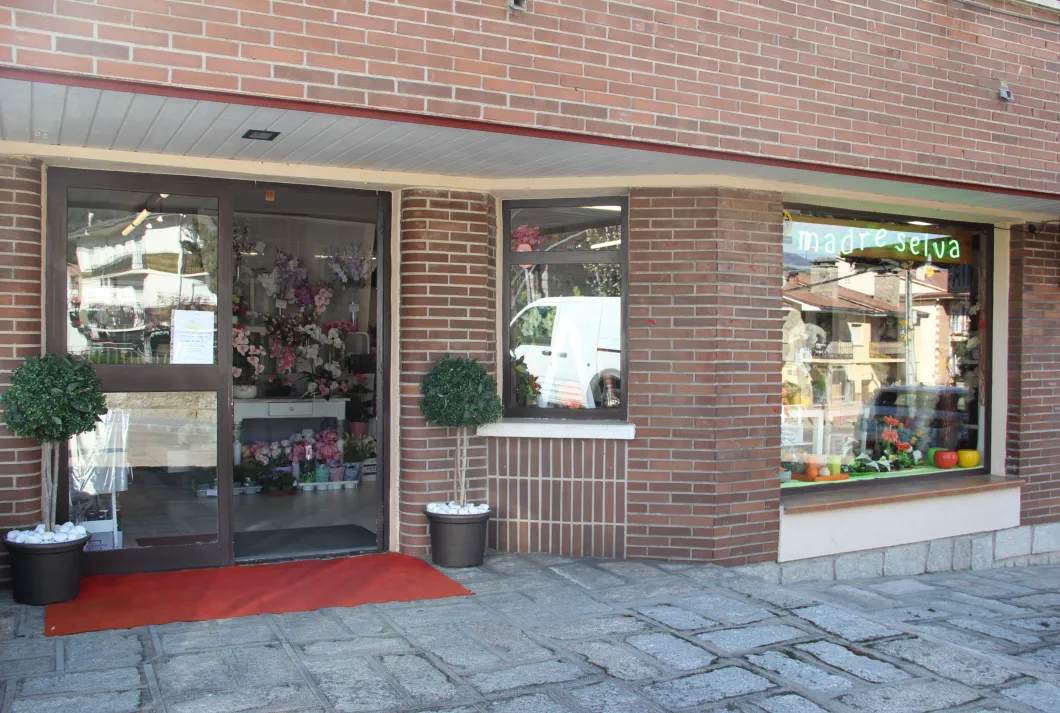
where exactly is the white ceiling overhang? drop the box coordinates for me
[1,73,1058,222]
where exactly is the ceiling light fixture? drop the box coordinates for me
[121,208,152,236]
[908,220,934,226]
[242,129,280,141]
[590,239,622,250]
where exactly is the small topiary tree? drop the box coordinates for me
[420,355,502,506]
[1,354,107,532]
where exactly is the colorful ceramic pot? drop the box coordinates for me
[926,448,943,466]
[934,450,959,469]
[957,449,981,468]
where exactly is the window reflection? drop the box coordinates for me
[69,392,218,550]
[509,263,622,410]
[66,188,218,364]
[780,215,985,485]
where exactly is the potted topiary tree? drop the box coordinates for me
[420,354,502,567]
[2,354,107,604]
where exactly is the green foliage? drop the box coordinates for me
[420,355,502,428]
[1,354,108,445]
[344,435,376,462]
[234,460,267,485]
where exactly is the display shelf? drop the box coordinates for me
[781,464,980,488]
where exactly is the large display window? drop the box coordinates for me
[780,210,988,488]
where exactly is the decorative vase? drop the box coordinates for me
[344,462,363,482]
[233,385,258,399]
[329,466,345,482]
[957,449,981,468]
[934,450,959,469]
[926,448,944,466]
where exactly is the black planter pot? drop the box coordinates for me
[4,535,89,606]
[424,508,492,568]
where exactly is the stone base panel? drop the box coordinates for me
[739,523,1060,585]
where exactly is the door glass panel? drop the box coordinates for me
[66,188,219,364]
[69,392,218,550]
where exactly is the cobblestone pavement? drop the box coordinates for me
[1,555,1059,713]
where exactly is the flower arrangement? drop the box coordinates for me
[232,325,265,385]
[511,225,544,251]
[323,320,358,334]
[511,353,541,407]
[344,435,376,463]
[313,428,343,465]
[250,440,294,468]
[325,245,374,288]
[257,250,308,302]
[268,335,297,374]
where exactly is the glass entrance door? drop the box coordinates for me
[228,182,385,560]
[48,170,233,573]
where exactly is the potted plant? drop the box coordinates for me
[2,354,107,604]
[420,355,502,567]
[343,435,376,485]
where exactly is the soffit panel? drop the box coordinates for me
[0,78,1058,216]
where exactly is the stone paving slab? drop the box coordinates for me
[1,557,1059,713]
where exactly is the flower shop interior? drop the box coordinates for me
[53,168,388,572]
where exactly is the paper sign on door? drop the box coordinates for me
[171,310,215,364]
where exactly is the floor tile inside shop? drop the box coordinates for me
[1,554,1059,713]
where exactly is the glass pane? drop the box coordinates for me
[780,217,984,486]
[69,392,218,550]
[66,188,219,364]
[231,184,381,559]
[509,263,622,410]
[509,204,622,252]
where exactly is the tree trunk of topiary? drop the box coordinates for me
[452,426,473,505]
[40,442,59,532]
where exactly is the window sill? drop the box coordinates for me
[781,473,1022,515]
[477,419,636,440]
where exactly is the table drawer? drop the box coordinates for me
[268,402,314,417]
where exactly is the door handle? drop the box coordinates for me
[558,352,567,358]
[542,350,551,356]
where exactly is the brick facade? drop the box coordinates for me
[1,1,1058,194]
[0,157,42,586]
[1008,223,1060,525]
[397,188,497,555]
[626,188,783,565]
[487,437,627,559]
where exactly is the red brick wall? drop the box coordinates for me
[397,188,496,555]
[1008,223,1060,525]
[487,437,626,558]
[0,157,43,586]
[1,1,1058,193]
[626,187,783,565]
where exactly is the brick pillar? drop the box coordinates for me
[0,158,43,587]
[626,187,783,565]
[1008,223,1060,524]
[397,189,496,555]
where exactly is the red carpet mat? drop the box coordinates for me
[46,553,470,636]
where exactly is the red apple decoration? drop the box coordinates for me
[934,450,958,469]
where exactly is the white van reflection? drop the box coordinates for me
[510,296,621,409]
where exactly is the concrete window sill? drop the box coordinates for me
[476,419,635,440]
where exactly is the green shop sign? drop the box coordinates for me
[786,219,971,265]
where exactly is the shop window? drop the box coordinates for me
[780,211,988,487]
[503,198,627,419]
